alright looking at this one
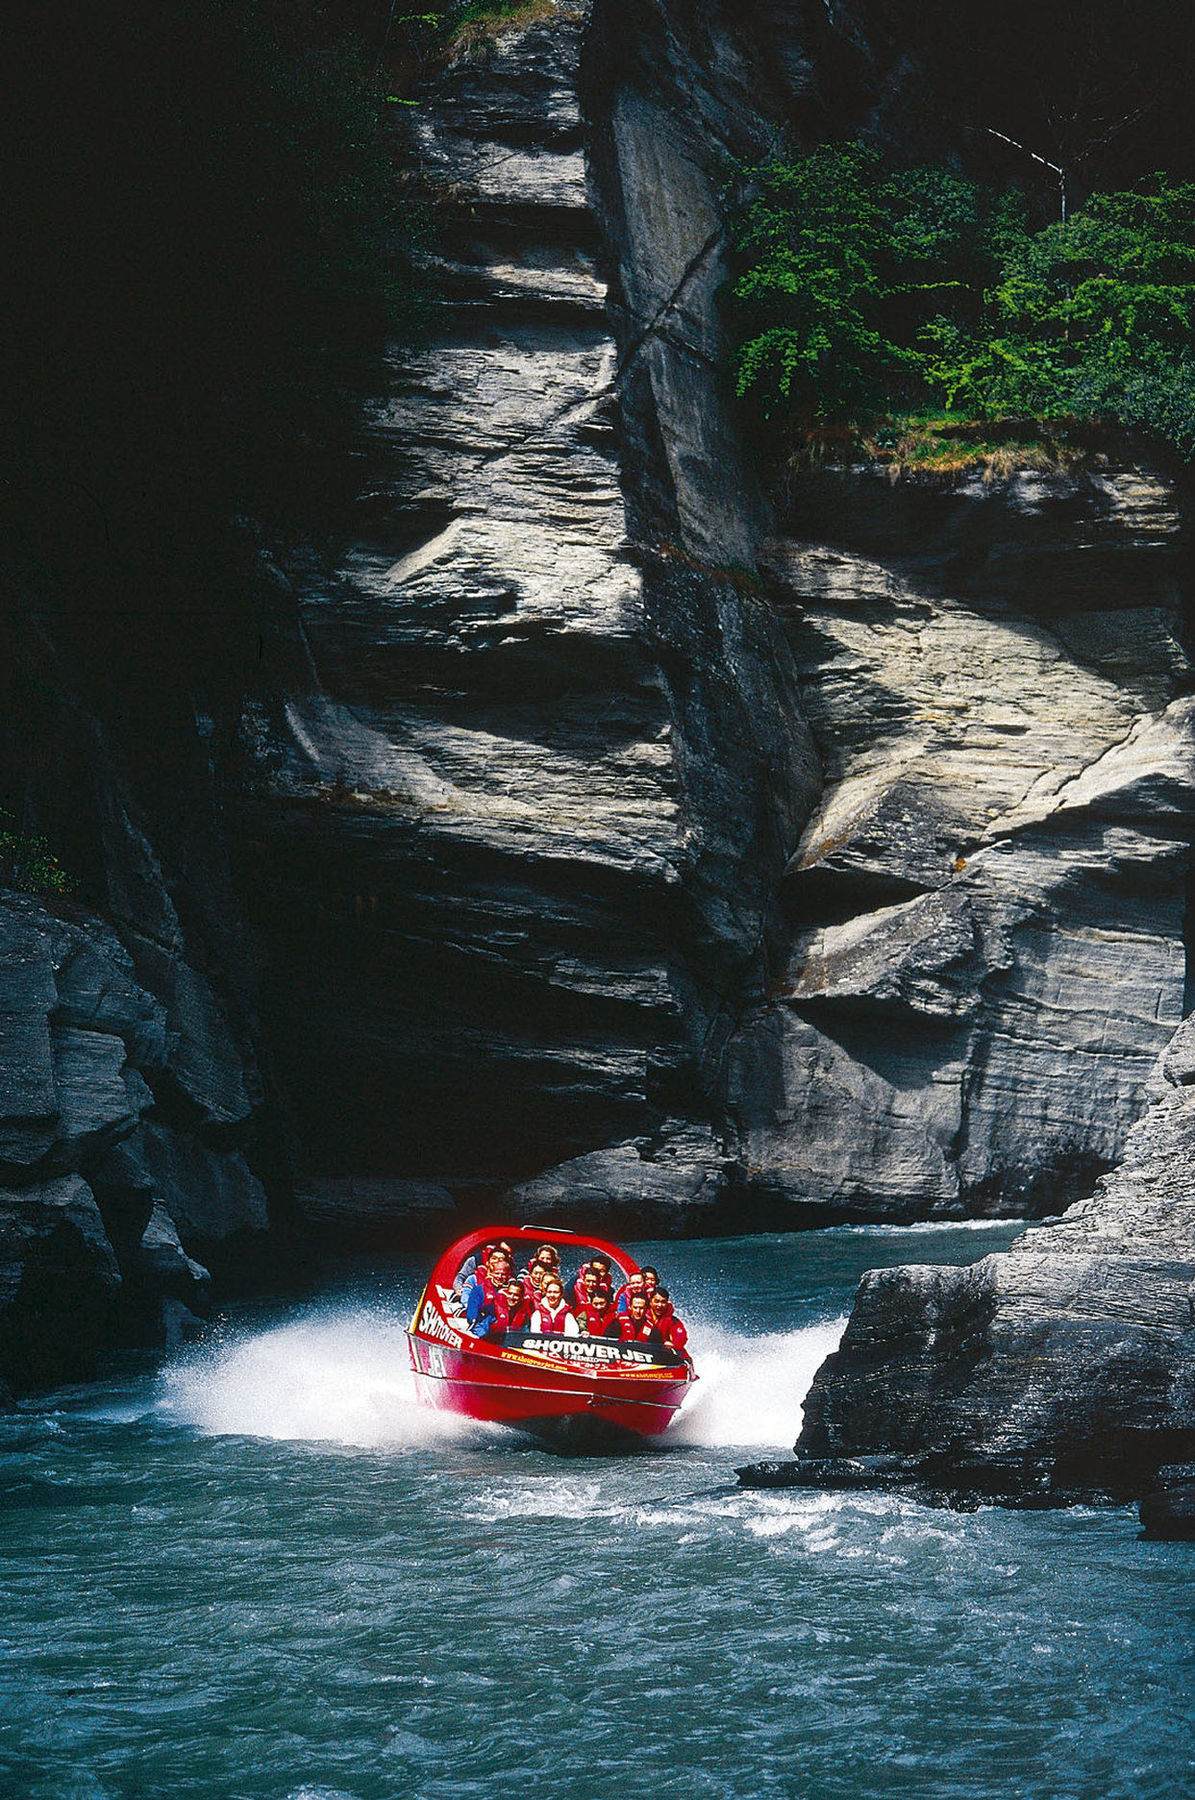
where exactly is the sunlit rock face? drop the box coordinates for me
[724,462,1194,1219]
[237,2,818,1198]
[237,1,1194,1229]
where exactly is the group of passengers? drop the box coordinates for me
[457,1241,689,1353]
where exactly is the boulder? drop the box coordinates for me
[1139,1465,1195,1541]
[790,1018,1195,1506]
[505,1121,734,1234]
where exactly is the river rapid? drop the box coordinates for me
[2,1225,1192,1800]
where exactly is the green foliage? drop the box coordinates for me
[727,146,1195,459]
[934,181,1195,452]
[727,147,1015,427]
[0,814,77,898]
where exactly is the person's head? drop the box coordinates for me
[649,1287,670,1318]
[628,1293,649,1322]
[641,1267,659,1296]
[591,1257,610,1283]
[528,1263,547,1293]
[581,1267,598,1295]
[535,1245,559,1270]
[626,1273,645,1298]
[489,1249,512,1282]
[590,1288,610,1314]
[543,1277,564,1307]
[503,1280,524,1307]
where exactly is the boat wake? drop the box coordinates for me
[155,1302,846,1454]
[157,1309,486,1449]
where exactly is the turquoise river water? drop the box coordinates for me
[2,1224,1193,1800]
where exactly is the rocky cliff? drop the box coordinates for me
[234,1,1195,1240]
[234,0,820,1231]
[5,0,1195,1387]
[727,461,1194,1220]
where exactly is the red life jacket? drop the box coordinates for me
[619,1314,663,1344]
[666,1315,688,1351]
[579,1302,619,1337]
[535,1299,575,1335]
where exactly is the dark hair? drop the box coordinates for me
[642,1267,658,1280]
[655,1287,670,1301]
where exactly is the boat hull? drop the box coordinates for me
[408,1332,690,1438]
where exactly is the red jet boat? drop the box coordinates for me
[407,1226,696,1445]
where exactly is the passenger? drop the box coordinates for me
[577,1288,619,1338]
[464,1246,512,1335]
[457,1242,495,1298]
[615,1271,647,1314]
[619,1291,664,1343]
[569,1263,601,1309]
[524,1261,550,1305]
[502,1278,532,1335]
[641,1266,660,1302]
[649,1287,688,1352]
[531,1275,580,1337]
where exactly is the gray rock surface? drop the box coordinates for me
[1139,1465,1195,1541]
[0,1174,121,1387]
[773,1024,1195,1506]
[725,465,1194,1218]
[235,3,1195,1235]
[0,886,272,1385]
[506,1119,736,1233]
[236,2,817,1199]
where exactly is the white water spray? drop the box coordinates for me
[157,1300,845,1453]
[670,1314,846,1447]
[157,1309,486,1448]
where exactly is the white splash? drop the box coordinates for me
[668,1315,846,1448]
[157,1309,489,1449]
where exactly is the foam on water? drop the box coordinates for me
[154,1303,846,1453]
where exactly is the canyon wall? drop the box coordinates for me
[765,1016,1195,1507]
[728,464,1193,1220]
[232,0,1194,1240]
[3,0,1194,1395]
[234,0,820,1234]
[0,609,284,1390]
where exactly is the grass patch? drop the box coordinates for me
[446,0,560,54]
[0,814,77,898]
[855,413,1097,479]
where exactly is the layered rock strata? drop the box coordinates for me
[725,462,1194,1220]
[0,885,271,1389]
[236,2,818,1214]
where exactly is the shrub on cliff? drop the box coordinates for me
[727,147,1195,460]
